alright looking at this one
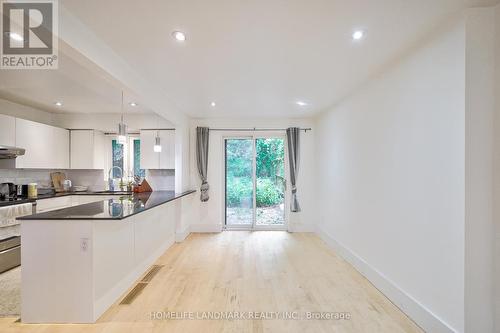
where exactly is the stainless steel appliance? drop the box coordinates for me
[0,236,20,273]
[0,202,35,273]
[62,179,72,192]
[0,145,25,159]
[0,182,17,200]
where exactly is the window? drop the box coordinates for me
[110,137,145,179]
[133,139,145,178]
[111,139,124,178]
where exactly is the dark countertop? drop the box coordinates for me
[0,197,36,207]
[17,190,196,220]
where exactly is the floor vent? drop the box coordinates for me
[120,265,164,305]
[141,265,163,283]
[120,282,148,305]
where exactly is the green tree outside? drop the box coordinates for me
[226,138,285,207]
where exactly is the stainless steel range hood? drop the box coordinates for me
[0,145,25,159]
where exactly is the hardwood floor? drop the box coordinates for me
[0,232,422,333]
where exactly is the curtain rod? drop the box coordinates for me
[208,127,312,132]
[104,128,176,135]
[104,132,140,136]
[139,128,176,131]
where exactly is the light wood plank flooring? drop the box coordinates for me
[0,232,422,333]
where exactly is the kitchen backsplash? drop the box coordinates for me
[0,169,174,191]
[66,170,106,191]
[146,169,175,191]
[0,169,105,191]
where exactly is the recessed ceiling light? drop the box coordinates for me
[296,101,308,107]
[55,101,63,107]
[9,32,23,42]
[210,102,216,107]
[172,31,186,41]
[352,30,364,40]
[129,102,138,107]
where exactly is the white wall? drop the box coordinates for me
[494,3,500,331]
[315,18,465,333]
[175,124,191,193]
[464,7,496,333]
[188,118,316,233]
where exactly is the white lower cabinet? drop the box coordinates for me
[36,197,73,213]
[22,199,179,323]
[134,203,175,264]
[93,218,135,301]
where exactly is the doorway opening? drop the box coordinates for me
[224,135,287,230]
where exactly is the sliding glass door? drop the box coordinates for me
[225,135,286,230]
[225,138,254,228]
[255,138,286,227]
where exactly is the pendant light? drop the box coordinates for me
[153,132,162,152]
[117,91,127,144]
[153,114,162,152]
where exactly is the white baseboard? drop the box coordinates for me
[190,223,223,233]
[289,223,316,232]
[316,227,458,333]
[175,226,191,242]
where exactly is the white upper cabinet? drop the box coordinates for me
[15,118,69,169]
[70,130,93,169]
[52,127,70,169]
[140,130,175,170]
[70,130,105,169]
[140,130,157,170]
[159,130,175,169]
[0,114,15,146]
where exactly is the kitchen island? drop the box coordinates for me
[18,190,195,323]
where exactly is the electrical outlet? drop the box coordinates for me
[80,238,89,252]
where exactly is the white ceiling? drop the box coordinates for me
[60,0,476,118]
[3,0,490,118]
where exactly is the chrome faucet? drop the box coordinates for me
[108,166,123,191]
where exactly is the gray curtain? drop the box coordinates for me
[196,127,210,202]
[286,127,301,212]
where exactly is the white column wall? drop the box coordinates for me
[464,7,496,333]
[493,3,500,331]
